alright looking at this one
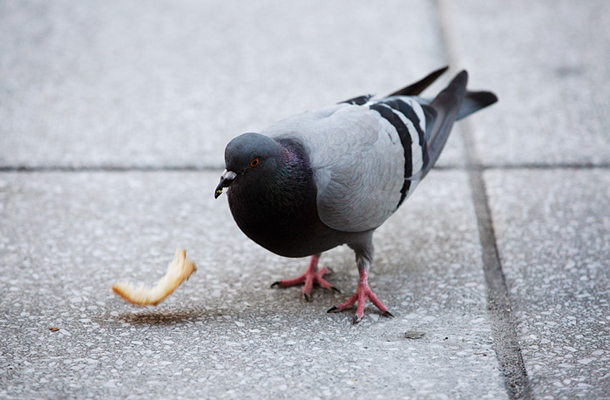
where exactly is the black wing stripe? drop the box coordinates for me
[382,99,425,146]
[369,103,412,208]
[339,94,373,105]
[383,98,430,173]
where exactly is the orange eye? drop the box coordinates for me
[250,158,260,167]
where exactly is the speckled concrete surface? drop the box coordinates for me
[441,0,610,166]
[486,170,610,399]
[0,171,506,399]
[0,0,465,170]
[3,1,610,399]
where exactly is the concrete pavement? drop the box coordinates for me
[1,1,609,399]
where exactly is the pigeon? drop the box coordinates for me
[215,67,497,324]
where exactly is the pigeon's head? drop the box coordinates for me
[214,132,284,198]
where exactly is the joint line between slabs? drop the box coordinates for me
[0,165,223,173]
[434,0,533,398]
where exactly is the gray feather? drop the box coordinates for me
[263,104,405,233]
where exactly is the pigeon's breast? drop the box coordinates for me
[227,178,345,257]
[227,139,348,258]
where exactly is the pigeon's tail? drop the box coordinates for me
[419,71,468,178]
[421,71,497,178]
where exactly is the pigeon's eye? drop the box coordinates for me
[250,158,260,167]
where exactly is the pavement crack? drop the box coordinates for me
[434,0,533,398]
[466,163,533,400]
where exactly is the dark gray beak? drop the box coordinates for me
[214,170,237,198]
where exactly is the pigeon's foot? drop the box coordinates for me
[327,268,394,324]
[271,254,340,301]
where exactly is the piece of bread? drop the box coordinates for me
[112,249,196,306]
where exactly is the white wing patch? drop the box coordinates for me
[401,98,426,176]
[401,101,427,179]
[263,104,406,233]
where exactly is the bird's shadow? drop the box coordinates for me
[100,305,211,326]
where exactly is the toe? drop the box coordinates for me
[327,306,338,313]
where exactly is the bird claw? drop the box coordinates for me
[328,275,392,324]
[271,256,338,300]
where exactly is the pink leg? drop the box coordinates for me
[327,267,394,324]
[271,254,340,301]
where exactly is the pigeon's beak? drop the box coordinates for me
[214,170,237,199]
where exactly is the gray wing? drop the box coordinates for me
[260,70,496,233]
[262,103,419,233]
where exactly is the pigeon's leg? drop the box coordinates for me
[327,244,394,324]
[271,254,340,301]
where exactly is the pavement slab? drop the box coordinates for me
[441,0,610,166]
[0,0,466,170]
[486,169,610,399]
[0,171,506,399]
[4,1,610,398]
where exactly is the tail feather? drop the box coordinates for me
[456,90,498,121]
[340,66,451,105]
[387,66,449,97]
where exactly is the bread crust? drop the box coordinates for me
[112,249,196,306]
